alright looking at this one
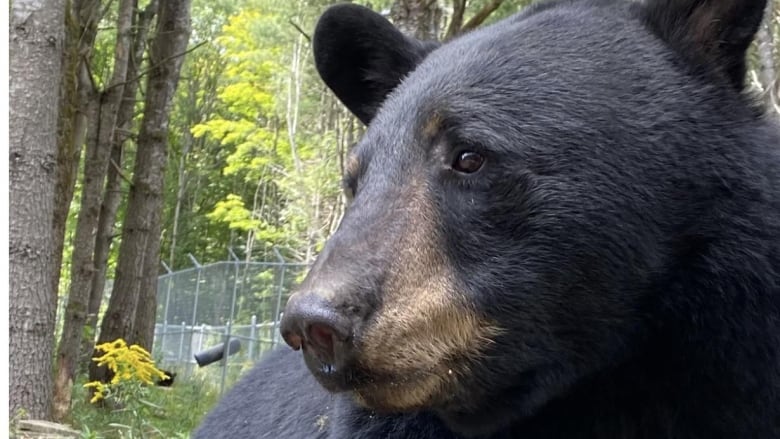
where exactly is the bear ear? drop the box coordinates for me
[313,4,438,124]
[643,0,767,89]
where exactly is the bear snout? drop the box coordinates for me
[280,292,359,392]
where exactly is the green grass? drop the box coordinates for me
[68,373,222,439]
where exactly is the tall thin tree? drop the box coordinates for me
[51,0,100,322]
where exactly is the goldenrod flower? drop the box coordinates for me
[83,338,169,404]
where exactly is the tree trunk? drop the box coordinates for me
[132,204,164,348]
[9,0,66,420]
[91,0,193,383]
[51,0,99,321]
[168,95,194,269]
[83,0,159,366]
[83,141,122,355]
[459,0,506,34]
[286,32,304,174]
[444,0,466,40]
[390,0,442,40]
[443,0,507,39]
[53,0,135,419]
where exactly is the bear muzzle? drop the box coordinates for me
[280,292,361,392]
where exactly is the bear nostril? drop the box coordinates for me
[279,292,352,362]
[282,330,303,351]
[307,323,336,361]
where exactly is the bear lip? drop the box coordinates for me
[301,346,356,393]
[301,346,458,412]
[301,347,406,396]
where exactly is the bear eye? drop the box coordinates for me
[452,151,485,174]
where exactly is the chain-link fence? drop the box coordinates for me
[152,251,309,393]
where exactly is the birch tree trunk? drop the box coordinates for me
[168,77,197,269]
[53,0,135,419]
[9,0,66,420]
[91,0,193,382]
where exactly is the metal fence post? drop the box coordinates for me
[186,254,204,377]
[178,321,186,364]
[274,313,284,346]
[198,324,206,354]
[160,262,174,360]
[220,248,241,395]
[271,247,287,348]
[187,254,203,329]
[248,314,257,361]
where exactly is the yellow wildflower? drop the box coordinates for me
[82,338,169,404]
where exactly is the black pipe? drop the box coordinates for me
[194,338,241,367]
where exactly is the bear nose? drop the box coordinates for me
[280,293,352,366]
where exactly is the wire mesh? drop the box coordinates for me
[151,256,309,393]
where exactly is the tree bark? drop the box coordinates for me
[444,0,466,40]
[9,0,66,420]
[390,0,442,40]
[83,142,122,351]
[53,0,135,419]
[51,0,99,322]
[132,203,164,349]
[91,0,192,382]
[390,0,508,44]
[83,0,159,366]
[442,0,509,39]
[460,0,505,34]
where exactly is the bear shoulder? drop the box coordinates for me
[193,348,330,439]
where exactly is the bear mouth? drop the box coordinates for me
[301,346,401,393]
[301,346,457,412]
[301,347,360,392]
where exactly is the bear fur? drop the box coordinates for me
[195,0,780,438]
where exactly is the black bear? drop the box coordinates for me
[195,0,780,437]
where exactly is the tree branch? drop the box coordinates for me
[289,19,311,43]
[107,40,207,92]
[110,158,134,186]
[444,0,466,40]
[461,0,505,33]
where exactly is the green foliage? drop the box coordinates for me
[9,408,27,438]
[183,1,344,263]
[70,372,221,438]
[208,194,261,232]
[72,337,227,438]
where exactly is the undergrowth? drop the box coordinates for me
[69,372,220,439]
[68,339,223,438]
